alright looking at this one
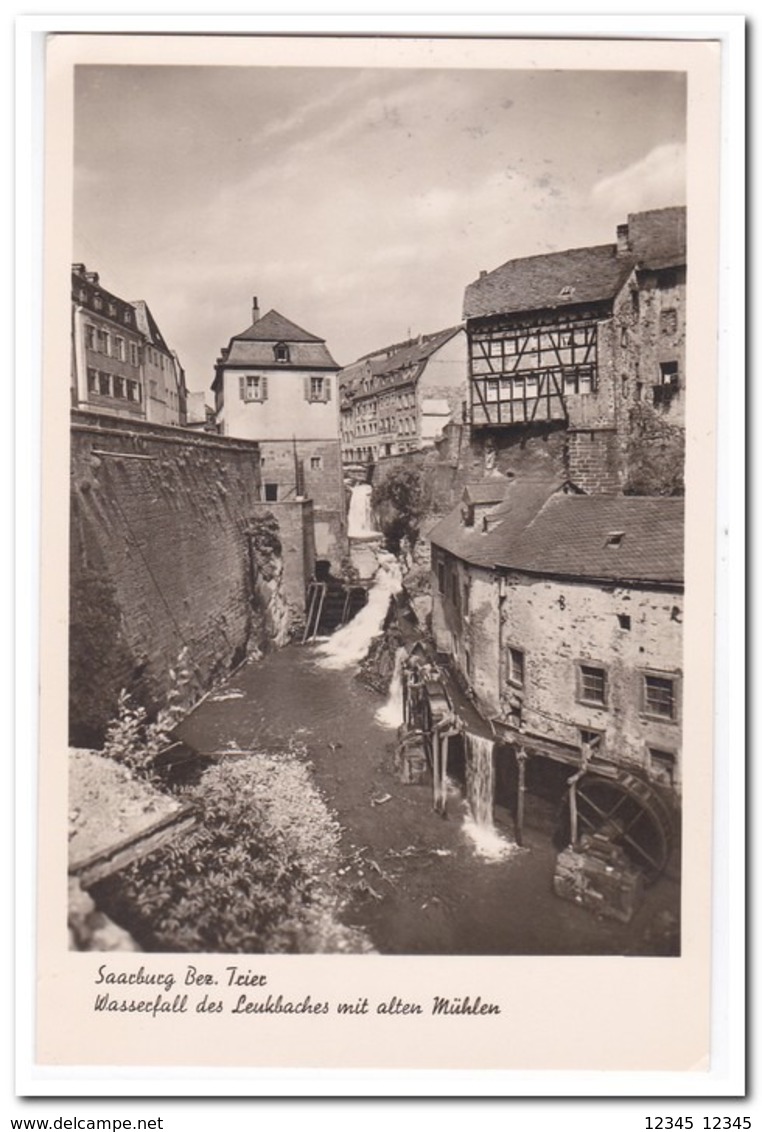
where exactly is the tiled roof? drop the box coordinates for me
[463,244,631,320]
[131,300,170,353]
[430,482,684,585]
[233,309,325,343]
[220,309,338,370]
[463,206,686,320]
[462,480,511,506]
[429,477,563,569]
[500,495,684,584]
[366,326,462,379]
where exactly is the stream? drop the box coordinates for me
[177,642,679,956]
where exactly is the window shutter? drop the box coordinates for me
[325,377,332,401]
[261,375,268,401]
[304,377,311,401]
[239,375,246,401]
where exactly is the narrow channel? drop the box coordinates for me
[176,640,679,956]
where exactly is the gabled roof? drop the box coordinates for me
[462,480,511,506]
[366,326,462,379]
[500,495,684,584]
[218,308,338,373]
[429,477,564,569]
[233,309,325,344]
[430,481,684,585]
[463,206,687,321]
[339,326,463,402]
[463,244,631,320]
[131,300,170,354]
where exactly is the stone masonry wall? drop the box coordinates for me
[70,411,263,746]
[566,428,622,494]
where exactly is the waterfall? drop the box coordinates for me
[316,552,403,670]
[347,483,380,539]
[463,731,516,860]
[375,646,407,729]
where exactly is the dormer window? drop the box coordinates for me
[605,531,625,548]
[274,342,290,363]
[558,284,575,299]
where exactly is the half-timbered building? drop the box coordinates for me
[462,207,686,493]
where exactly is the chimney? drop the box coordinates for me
[616,223,630,256]
[251,296,260,322]
[479,269,488,278]
[85,271,100,285]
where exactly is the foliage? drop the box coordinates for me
[102,648,194,776]
[623,403,685,496]
[94,747,370,954]
[371,467,433,552]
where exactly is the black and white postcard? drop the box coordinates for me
[23,24,742,1094]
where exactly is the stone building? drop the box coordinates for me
[339,326,467,465]
[212,298,345,564]
[429,478,684,798]
[70,264,187,426]
[132,301,187,427]
[462,207,686,493]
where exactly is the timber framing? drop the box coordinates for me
[468,309,602,427]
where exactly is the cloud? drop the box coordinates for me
[591,143,686,214]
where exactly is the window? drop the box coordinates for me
[97,372,111,396]
[617,613,631,630]
[273,343,290,363]
[96,329,109,355]
[113,336,125,361]
[307,375,331,402]
[264,483,279,502]
[578,663,607,707]
[113,376,126,399]
[129,343,139,367]
[126,380,140,403]
[648,748,677,788]
[642,673,678,721]
[507,647,525,688]
[310,455,322,470]
[123,309,132,325]
[240,374,267,402]
[85,325,96,349]
[86,367,98,393]
[579,728,604,757]
[660,309,678,336]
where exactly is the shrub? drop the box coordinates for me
[102,648,194,776]
[371,467,432,552]
[91,747,370,954]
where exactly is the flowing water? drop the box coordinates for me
[316,552,403,670]
[463,731,517,861]
[347,482,380,539]
[175,643,679,955]
[375,645,407,729]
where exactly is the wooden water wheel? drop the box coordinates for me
[567,770,676,882]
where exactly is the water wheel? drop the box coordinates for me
[566,770,676,882]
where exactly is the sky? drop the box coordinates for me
[73,64,686,397]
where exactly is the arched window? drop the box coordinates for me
[274,342,290,363]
